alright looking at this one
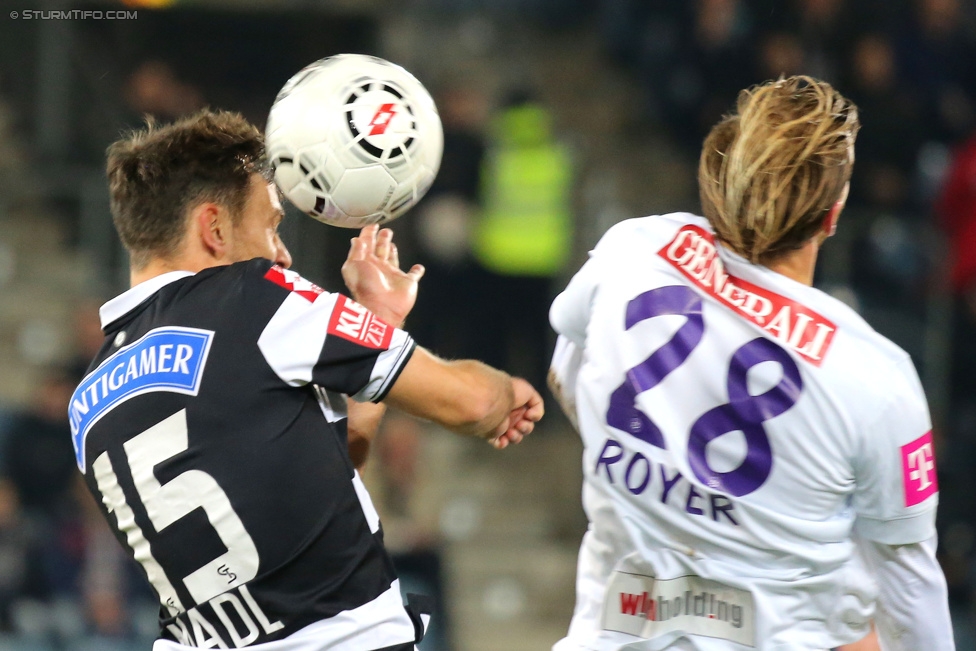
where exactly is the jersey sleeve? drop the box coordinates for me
[549,258,598,348]
[858,535,955,651]
[256,264,415,402]
[852,358,938,545]
[549,217,653,347]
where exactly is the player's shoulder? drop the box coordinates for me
[799,285,911,373]
[170,257,272,293]
[810,293,922,407]
[191,259,329,301]
[592,212,706,257]
[833,323,918,389]
[195,257,277,284]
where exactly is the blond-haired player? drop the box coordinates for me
[550,76,954,650]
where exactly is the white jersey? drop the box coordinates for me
[549,214,940,651]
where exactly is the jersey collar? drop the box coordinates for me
[99,271,196,329]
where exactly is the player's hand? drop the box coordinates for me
[490,378,544,449]
[342,224,425,327]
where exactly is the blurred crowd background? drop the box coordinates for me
[0,0,975,649]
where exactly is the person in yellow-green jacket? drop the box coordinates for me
[472,90,574,394]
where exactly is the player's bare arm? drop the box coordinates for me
[341,223,542,453]
[340,224,425,468]
[346,400,386,471]
[383,348,543,448]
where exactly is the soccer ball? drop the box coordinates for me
[266,54,443,228]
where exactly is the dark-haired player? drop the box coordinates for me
[70,109,542,650]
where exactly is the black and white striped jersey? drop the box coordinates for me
[68,258,423,650]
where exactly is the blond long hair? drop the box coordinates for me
[698,76,859,264]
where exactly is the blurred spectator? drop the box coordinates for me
[408,83,488,361]
[938,133,976,303]
[847,212,929,319]
[840,35,931,336]
[788,0,854,82]
[2,373,91,634]
[471,90,573,391]
[845,33,923,211]
[934,131,976,643]
[753,0,857,83]
[895,0,976,144]
[0,479,47,633]
[650,0,756,149]
[123,61,204,123]
[68,300,107,385]
[364,412,448,651]
[597,0,658,70]
[77,479,155,645]
[935,131,976,437]
[1,371,77,521]
[756,31,806,80]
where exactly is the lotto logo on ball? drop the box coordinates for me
[367,103,398,136]
[345,84,416,159]
[901,431,938,507]
[266,54,443,229]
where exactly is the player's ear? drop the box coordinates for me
[194,203,229,259]
[822,205,840,238]
[822,181,850,239]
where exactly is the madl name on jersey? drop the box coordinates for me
[69,326,214,471]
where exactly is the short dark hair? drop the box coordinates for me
[106,109,269,268]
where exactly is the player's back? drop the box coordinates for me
[70,259,421,650]
[550,214,936,650]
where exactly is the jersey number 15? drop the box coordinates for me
[91,409,259,614]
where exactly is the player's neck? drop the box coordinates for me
[762,239,819,287]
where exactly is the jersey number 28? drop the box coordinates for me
[606,285,803,497]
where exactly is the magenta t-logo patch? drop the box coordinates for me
[901,431,938,507]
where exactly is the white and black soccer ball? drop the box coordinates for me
[266,54,443,228]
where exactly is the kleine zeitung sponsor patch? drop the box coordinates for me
[327,295,393,350]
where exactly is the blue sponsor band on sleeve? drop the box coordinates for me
[68,327,214,471]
